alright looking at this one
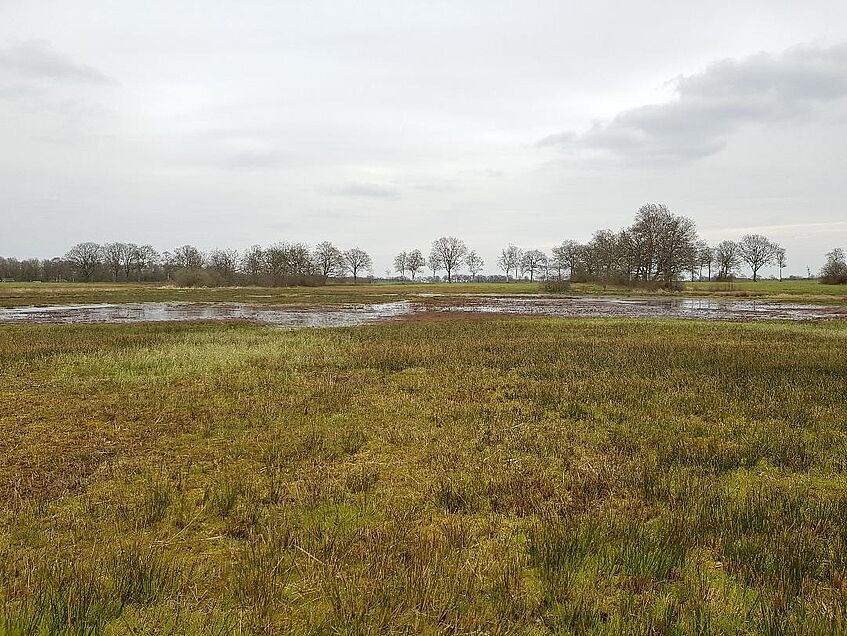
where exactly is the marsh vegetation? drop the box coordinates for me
[1,311,846,633]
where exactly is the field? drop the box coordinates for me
[2,293,847,633]
[2,279,847,309]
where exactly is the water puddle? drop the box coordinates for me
[0,301,416,327]
[0,296,844,326]
[428,296,847,321]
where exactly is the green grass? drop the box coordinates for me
[1,315,846,633]
[0,282,540,308]
[686,280,847,302]
[2,279,846,308]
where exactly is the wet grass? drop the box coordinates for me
[0,282,538,308]
[2,279,845,309]
[686,280,847,304]
[1,316,846,633]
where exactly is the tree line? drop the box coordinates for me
[0,241,374,286]
[392,204,791,285]
[492,204,790,284]
[3,204,844,286]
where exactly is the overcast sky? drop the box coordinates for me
[2,0,846,276]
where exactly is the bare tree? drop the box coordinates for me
[394,251,408,280]
[343,247,372,283]
[208,248,239,282]
[738,234,777,282]
[65,242,102,281]
[498,245,521,280]
[427,252,442,280]
[102,242,129,281]
[312,242,344,283]
[550,240,583,280]
[407,249,425,281]
[172,245,205,270]
[627,204,698,284]
[133,245,159,281]
[698,243,715,281]
[774,245,787,281]
[586,230,618,280]
[821,248,847,284]
[465,250,484,280]
[430,237,467,283]
[122,243,139,280]
[690,240,708,282]
[520,249,547,282]
[714,241,740,280]
[265,242,313,285]
[242,245,264,282]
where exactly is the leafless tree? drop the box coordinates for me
[690,240,708,281]
[65,242,102,281]
[430,237,467,283]
[587,230,618,280]
[821,248,847,284]
[265,242,313,285]
[407,249,425,281]
[498,245,521,280]
[242,245,264,281]
[394,251,408,280]
[465,250,484,280]
[714,240,740,280]
[550,240,582,280]
[312,242,344,283]
[774,245,787,281]
[520,249,547,282]
[122,243,139,280]
[738,234,777,282]
[627,204,698,284]
[209,248,239,282]
[172,245,205,270]
[343,247,372,283]
[427,252,442,280]
[133,245,159,281]
[102,242,129,281]
[698,243,714,281]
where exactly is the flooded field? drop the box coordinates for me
[1,295,846,326]
[0,301,414,327]
[427,295,847,321]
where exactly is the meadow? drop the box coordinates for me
[2,278,846,309]
[1,306,847,634]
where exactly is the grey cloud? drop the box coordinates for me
[0,40,115,85]
[322,182,401,199]
[539,42,847,161]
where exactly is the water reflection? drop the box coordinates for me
[0,301,415,327]
[0,296,844,325]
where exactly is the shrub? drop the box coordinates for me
[173,268,215,287]
[541,280,571,293]
[820,248,847,284]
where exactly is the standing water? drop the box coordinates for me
[0,297,845,326]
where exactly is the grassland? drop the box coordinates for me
[2,313,847,634]
[2,278,846,309]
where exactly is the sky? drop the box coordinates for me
[2,0,847,277]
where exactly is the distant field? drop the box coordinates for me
[2,317,846,633]
[0,281,538,308]
[1,278,846,308]
[686,279,847,299]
